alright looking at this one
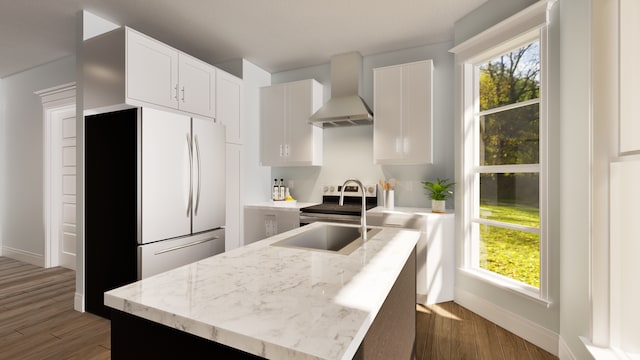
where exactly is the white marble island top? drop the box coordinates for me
[104,223,419,360]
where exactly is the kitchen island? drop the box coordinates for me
[105,223,419,359]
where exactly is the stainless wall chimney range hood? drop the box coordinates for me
[309,52,373,128]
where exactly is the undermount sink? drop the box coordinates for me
[272,224,381,255]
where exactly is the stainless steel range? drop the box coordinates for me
[300,184,377,226]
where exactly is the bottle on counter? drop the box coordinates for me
[272,179,279,201]
[279,179,285,201]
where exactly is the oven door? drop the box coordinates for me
[299,212,362,226]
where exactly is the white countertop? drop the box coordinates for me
[244,201,319,210]
[368,206,455,216]
[104,223,419,360]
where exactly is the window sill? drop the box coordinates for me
[581,337,638,360]
[459,268,552,307]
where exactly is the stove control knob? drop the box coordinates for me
[322,186,329,193]
[367,186,375,194]
[329,186,335,193]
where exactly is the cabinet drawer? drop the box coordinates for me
[138,229,224,279]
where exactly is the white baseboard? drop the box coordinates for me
[2,246,44,267]
[74,292,84,312]
[559,336,577,360]
[455,287,559,356]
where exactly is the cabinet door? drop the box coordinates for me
[179,54,216,118]
[141,108,191,243]
[275,210,300,234]
[286,80,314,164]
[259,85,285,165]
[216,70,243,144]
[373,66,404,163]
[192,117,226,233]
[126,29,179,109]
[403,60,433,164]
[225,144,242,251]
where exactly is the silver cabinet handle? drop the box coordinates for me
[154,236,220,255]
[181,86,185,102]
[186,134,193,217]
[194,134,202,216]
[174,84,179,100]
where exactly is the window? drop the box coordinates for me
[451,1,550,300]
[473,41,542,289]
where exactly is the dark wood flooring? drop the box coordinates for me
[0,256,557,359]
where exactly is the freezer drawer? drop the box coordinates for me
[138,229,224,279]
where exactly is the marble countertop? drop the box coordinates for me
[104,222,419,360]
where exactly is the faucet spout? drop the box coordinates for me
[339,179,368,240]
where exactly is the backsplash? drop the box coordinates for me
[271,125,452,208]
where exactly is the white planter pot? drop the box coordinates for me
[432,199,446,213]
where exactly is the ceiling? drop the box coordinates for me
[0,0,486,79]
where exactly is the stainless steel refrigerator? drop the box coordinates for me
[85,107,225,318]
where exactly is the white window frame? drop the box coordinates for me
[451,0,553,303]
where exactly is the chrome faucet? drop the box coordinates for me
[339,179,368,240]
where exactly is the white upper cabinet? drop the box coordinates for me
[84,27,217,119]
[126,29,179,110]
[178,53,216,118]
[373,60,433,165]
[216,69,243,144]
[259,79,323,166]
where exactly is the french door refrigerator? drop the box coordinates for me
[85,107,225,318]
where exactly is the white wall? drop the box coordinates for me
[271,42,455,208]
[0,56,76,264]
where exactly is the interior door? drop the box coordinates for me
[141,108,192,243]
[59,108,77,270]
[192,117,226,233]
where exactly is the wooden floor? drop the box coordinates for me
[416,302,557,360]
[0,257,110,360]
[0,256,557,360]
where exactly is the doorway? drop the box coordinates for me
[36,83,76,270]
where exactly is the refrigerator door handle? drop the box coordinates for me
[186,134,193,217]
[194,134,202,216]
[153,236,220,255]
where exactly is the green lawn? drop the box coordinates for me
[479,203,540,288]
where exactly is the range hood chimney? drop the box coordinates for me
[309,52,373,128]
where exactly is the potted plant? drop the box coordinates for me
[421,178,455,213]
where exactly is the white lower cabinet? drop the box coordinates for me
[244,207,300,245]
[368,208,454,305]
